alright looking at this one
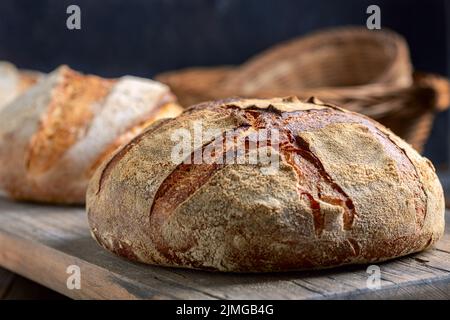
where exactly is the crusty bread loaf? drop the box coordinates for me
[0,65,182,204]
[0,61,42,110]
[86,97,444,272]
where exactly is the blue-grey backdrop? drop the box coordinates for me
[0,0,447,164]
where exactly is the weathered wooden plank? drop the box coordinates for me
[0,197,449,299]
[0,267,66,300]
[339,278,450,300]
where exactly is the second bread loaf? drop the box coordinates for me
[0,65,182,204]
[0,61,42,110]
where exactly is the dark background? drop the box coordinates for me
[0,0,448,164]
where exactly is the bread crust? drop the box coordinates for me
[87,97,445,272]
[0,66,182,204]
[0,61,42,110]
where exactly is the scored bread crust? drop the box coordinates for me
[86,97,445,272]
[0,66,182,204]
[0,61,42,110]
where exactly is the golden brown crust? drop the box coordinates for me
[86,97,445,272]
[18,70,42,91]
[0,66,182,204]
[27,68,115,174]
[87,102,181,177]
[0,62,43,111]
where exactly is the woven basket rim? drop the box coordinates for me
[222,26,413,91]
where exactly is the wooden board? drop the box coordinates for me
[0,197,449,300]
[0,267,67,300]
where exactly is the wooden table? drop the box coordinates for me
[0,197,449,300]
[0,267,66,299]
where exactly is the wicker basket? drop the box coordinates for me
[222,27,412,92]
[156,66,235,107]
[156,27,450,152]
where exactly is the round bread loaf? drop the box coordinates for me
[0,65,182,204]
[87,97,445,272]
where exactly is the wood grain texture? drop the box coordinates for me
[0,197,449,300]
[0,267,67,299]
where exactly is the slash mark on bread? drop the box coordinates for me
[148,134,226,261]
[149,125,255,261]
[284,109,427,232]
[280,138,356,236]
[88,98,179,178]
[294,135,356,230]
[234,106,358,236]
[27,70,114,175]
